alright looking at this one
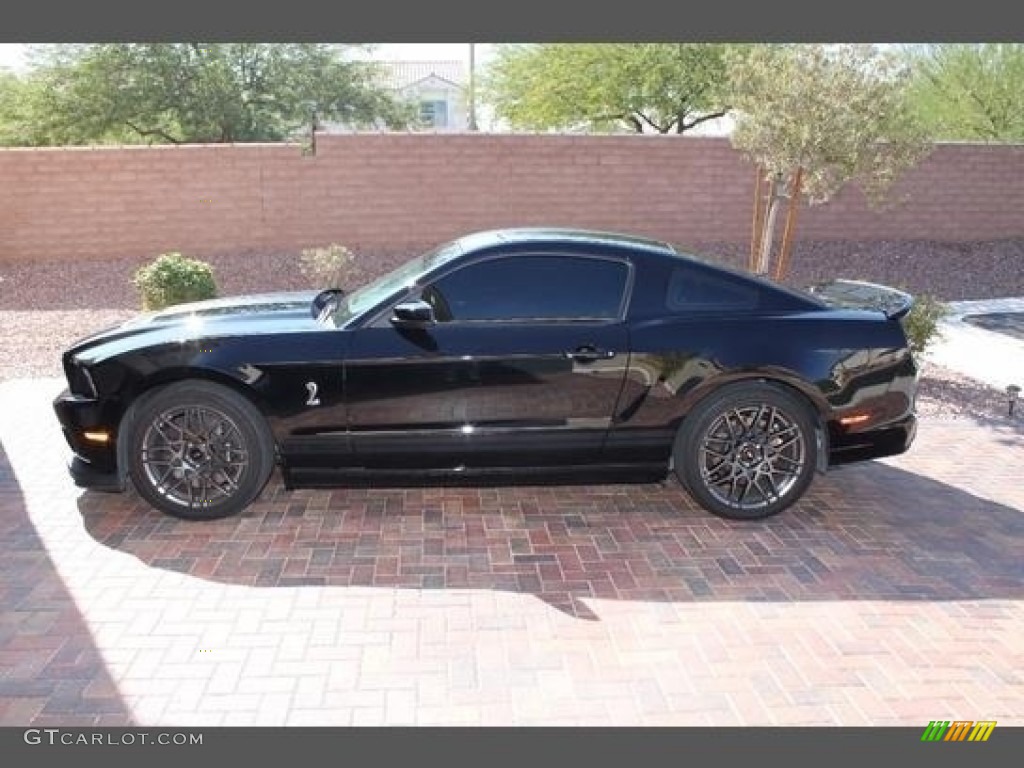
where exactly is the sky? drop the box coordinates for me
[0,43,493,72]
[0,43,27,71]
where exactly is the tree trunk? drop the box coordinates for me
[756,173,786,275]
[774,166,804,281]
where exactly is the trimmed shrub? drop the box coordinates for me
[902,293,947,357]
[134,252,218,311]
[299,243,357,290]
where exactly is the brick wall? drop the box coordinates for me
[0,135,1021,264]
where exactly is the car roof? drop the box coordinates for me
[446,228,823,308]
[453,227,678,256]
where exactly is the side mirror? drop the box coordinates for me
[311,288,344,322]
[390,299,436,329]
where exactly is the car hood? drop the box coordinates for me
[67,291,322,363]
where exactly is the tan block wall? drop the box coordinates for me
[1,135,1021,264]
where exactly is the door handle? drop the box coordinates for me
[565,345,616,363]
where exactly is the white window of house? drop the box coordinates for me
[419,100,449,128]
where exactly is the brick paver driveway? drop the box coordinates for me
[1,378,1021,726]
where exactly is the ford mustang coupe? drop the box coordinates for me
[54,228,918,521]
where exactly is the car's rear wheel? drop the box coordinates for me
[125,381,275,520]
[673,382,818,520]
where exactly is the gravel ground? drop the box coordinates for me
[2,237,1022,311]
[914,360,1014,421]
[0,309,137,380]
[688,238,1024,301]
[1,239,1019,422]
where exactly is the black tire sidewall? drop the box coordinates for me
[674,382,818,520]
[125,381,275,520]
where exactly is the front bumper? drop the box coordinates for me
[53,388,125,491]
[68,455,125,492]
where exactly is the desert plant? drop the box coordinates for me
[134,252,218,311]
[902,293,948,357]
[299,243,358,289]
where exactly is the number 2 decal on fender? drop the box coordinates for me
[305,381,321,406]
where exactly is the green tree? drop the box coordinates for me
[482,43,733,134]
[905,44,1024,141]
[0,70,38,145]
[2,43,413,146]
[727,44,929,278]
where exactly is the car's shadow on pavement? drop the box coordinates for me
[76,457,1024,621]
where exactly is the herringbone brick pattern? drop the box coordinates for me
[1,378,1021,726]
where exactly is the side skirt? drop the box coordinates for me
[282,462,670,490]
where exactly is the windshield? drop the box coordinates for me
[330,240,463,327]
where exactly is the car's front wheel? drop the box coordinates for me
[674,382,818,520]
[125,381,275,520]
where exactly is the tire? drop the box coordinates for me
[124,380,275,520]
[673,382,818,520]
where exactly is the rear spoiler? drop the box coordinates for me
[805,279,914,321]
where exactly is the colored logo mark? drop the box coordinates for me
[920,720,997,742]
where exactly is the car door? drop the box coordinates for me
[343,251,633,469]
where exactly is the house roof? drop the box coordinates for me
[378,60,467,90]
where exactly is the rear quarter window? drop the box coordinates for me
[666,267,760,312]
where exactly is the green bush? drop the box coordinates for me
[902,293,947,357]
[299,243,357,290]
[133,252,218,311]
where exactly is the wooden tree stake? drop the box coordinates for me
[774,166,804,281]
[749,165,766,272]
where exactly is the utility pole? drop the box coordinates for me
[468,43,479,131]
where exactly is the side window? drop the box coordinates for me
[428,255,629,322]
[666,267,759,312]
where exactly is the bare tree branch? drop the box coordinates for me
[124,120,182,144]
[680,110,730,132]
[635,111,673,134]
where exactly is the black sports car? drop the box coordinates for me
[54,228,918,521]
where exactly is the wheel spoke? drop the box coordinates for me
[210,416,234,439]
[770,419,795,435]
[165,473,190,498]
[751,404,766,433]
[703,445,731,460]
[152,419,181,446]
[212,458,248,472]
[771,435,802,452]
[216,472,240,493]
[196,407,209,438]
[721,411,732,435]
[737,476,753,504]
[141,453,175,464]
[770,454,803,469]
[756,470,779,503]
[726,472,740,501]
[155,464,178,488]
